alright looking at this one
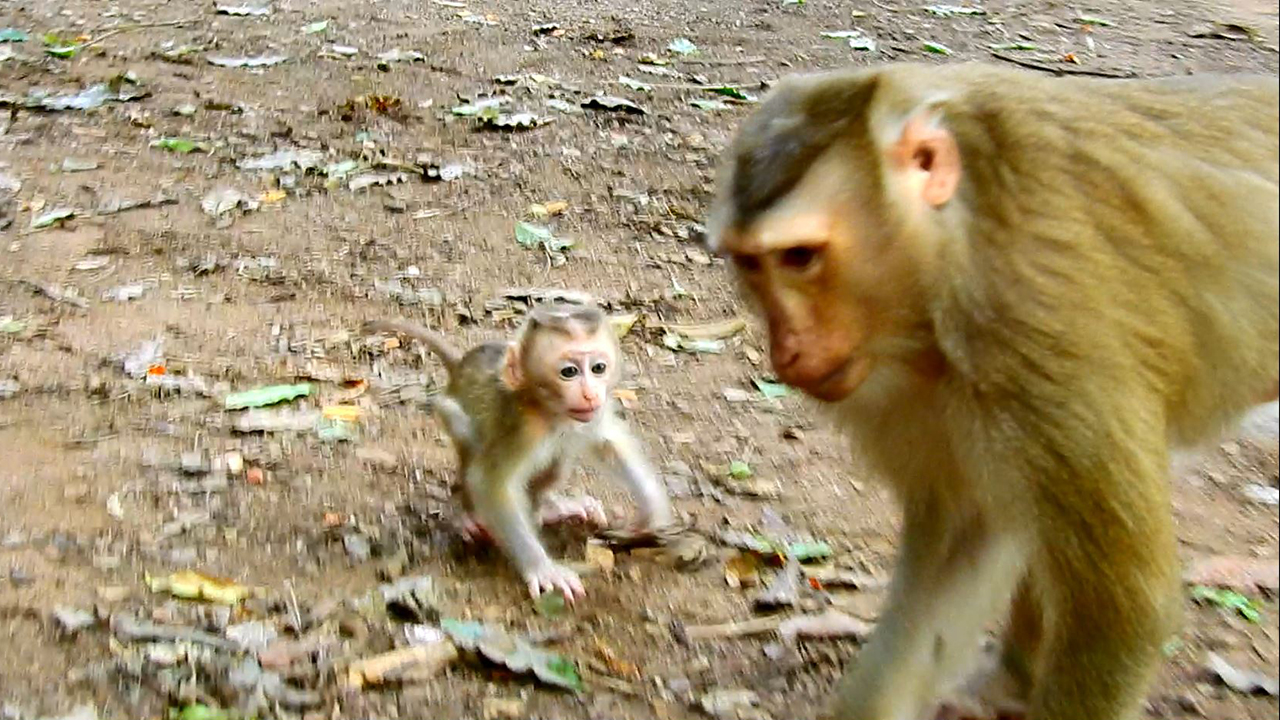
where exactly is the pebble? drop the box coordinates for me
[8,566,34,586]
[52,605,96,634]
[343,532,372,563]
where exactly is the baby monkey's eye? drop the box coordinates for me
[590,362,608,376]
[559,365,580,380]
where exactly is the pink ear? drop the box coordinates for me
[891,112,961,208]
[500,343,523,390]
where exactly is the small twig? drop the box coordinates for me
[82,16,201,48]
[870,0,900,11]
[678,615,782,641]
[679,55,767,66]
[989,51,1135,79]
[638,81,768,90]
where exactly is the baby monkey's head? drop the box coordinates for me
[507,301,620,423]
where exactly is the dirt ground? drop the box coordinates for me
[1,0,1278,718]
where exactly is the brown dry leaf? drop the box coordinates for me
[724,552,761,589]
[585,540,615,574]
[592,637,640,679]
[322,511,344,527]
[613,387,639,409]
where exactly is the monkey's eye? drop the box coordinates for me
[732,253,762,273]
[779,246,821,271]
[559,365,580,380]
[590,361,608,376]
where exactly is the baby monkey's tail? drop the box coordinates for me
[362,319,462,371]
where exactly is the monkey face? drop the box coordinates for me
[524,330,619,423]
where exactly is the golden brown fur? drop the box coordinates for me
[708,62,1278,719]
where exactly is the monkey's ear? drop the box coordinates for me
[888,110,961,208]
[500,342,524,390]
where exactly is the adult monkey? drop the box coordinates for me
[706,62,1278,719]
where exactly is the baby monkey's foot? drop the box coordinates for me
[455,514,493,544]
[538,493,608,528]
[525,562,585,603]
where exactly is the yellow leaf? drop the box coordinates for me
[259,189,287,204]
[543,200,569,216]
[145,570,251,605]
[323,404,364,422]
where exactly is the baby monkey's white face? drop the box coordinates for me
[525,328,619,423]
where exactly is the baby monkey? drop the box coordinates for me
[365,302,674,602]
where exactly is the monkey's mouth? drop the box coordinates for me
[567,407,598,423]
[802,355,875,402]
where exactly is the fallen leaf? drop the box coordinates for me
[31,207,76,229]
[215,3,270,15]
[924,4,986,16]
[1190,585,1263,623]
[705,86,757,102]
[207,54,288,68]
[150,137,210,154]
[752,378,789,399]
[1205,652,1279,695]
[688,98,730,111]
[441,618,584,691]
[582,95,647,114]
[145,570,251,605]
[921,41,954,55]
[302,19,330,34]
[322,404,364,422]
[1075,14,1115,27]
[667,37,698,55]
[224,382,313,410]
[0,29,29,42]
[618,75,654,92]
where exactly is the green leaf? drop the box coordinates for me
[169,704,235,720]
[666,37,698,55]
[921,41,953,55]
[440,617,584,692]
[534,591,567,617]
[785,540,833,562]
[706,86,757,102]
[0,28,29,42]
[1190,585,1262,623]
[302,19,330,34]
[752,377,789,399]
[224,382,313,410]
[989,42,1038,51]
[728,460,753,480]
[515,221,554,247]
[45,44,78,58]
[150,137,210,154]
